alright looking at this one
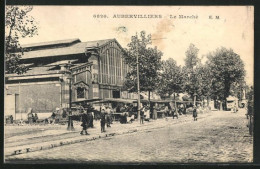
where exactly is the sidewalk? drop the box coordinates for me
[5,112,213,158]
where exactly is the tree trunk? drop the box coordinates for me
[224,77,231,99]
[148,90,151,107]
[207,96,210,107]
[174,92,177,108]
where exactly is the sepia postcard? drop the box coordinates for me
[4,6,254,164]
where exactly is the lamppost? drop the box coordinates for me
[66,76,74,131]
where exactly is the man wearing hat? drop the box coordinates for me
[100,108,106,133]
[80,110,89,135]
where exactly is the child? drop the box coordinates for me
[193,106,198,121]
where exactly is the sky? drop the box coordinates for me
[17,6,254,85]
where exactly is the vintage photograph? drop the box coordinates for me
[4,6,254,163]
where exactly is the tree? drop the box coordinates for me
[229,80,246,100]
[199,65,213,105]
[122,31,162,101]
[246,86,254,101]
[5,6,38,74]
[184,43,200,70]
[182,43,203,102]
[207,47,245,102]
[157,58,183,99]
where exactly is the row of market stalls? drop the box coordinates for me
[69,94,204,121]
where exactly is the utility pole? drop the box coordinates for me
[194,93,197,106]
[136,41,141,121]
[135,35,166,120]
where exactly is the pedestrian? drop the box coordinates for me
[10,115,13,124]
[100,109,106,133]
[34,113,38,123]
[140,107,144,124]
[144,106,150,122]
[87,109,94,128]
[153,105,158,120]
[183,105,187,115]
[80,110,89,135]
[193,106,198,121]
[106,106,111,127]
[172,107,178,119]
[164,106,168,118]
[28,112,34,124]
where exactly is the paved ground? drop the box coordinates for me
[5,109,253,163]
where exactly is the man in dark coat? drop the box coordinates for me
[106,106,112,127]
[100,109,106,133]
[140,107,144,124]
[87,107,94,128]
[80,111,89,135]
[34,113,38,123]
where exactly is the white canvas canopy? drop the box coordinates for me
[226,96,238,101]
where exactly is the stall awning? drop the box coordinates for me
[133,99,171,103]
[72,98,101,104]
[175,101,202,103]
[91,98,137,104]
[226,96,238,101]
[104,98,136,103]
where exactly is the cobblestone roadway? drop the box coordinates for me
[6,109,253,163]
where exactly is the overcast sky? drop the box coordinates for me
[18,6,254,85]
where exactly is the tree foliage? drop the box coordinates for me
[207,47,245,101]
[157,58,183,98]
[5,6,38,74]
[182,43,205,99]
[122,31,162,94]
[246,86,254,101]
[184,43,200,70]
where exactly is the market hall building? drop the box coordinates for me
[5,38,138,120]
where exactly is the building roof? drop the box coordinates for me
[22,38,81,49]
[11,66,60,76]
[21,39,114,60]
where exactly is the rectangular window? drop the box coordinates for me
[113,90,120,98]
[77,88,85,99]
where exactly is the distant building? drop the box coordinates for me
[5,38,137,118]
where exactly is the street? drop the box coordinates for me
[5,109,252,163]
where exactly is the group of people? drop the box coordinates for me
[80,105,113,135]
[27,112,38,123]
[100,105,113,132]
[170,104,198,121]
[79,103,199,135]
[140,106,151,124]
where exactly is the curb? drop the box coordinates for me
[5,129,138,157]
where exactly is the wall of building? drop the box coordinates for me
[98,41,128,87]
[88,54,99,99]
[6,82,61,113]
